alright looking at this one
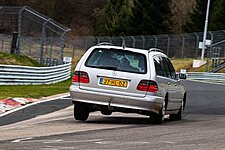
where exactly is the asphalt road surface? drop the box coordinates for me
[0,80,225,150]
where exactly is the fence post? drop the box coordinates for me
[85,36,89,50]
[40,19,50,64]
[60,33,66,64]
[17,6,27,55]
[49,35,53,60]
[194,33,199,59]
[1,36,4,52]
[209,31,213,40]
[153,35,157,48]
[72,39,76,59]
[120,36,125,47]
[181,34,185,58]
[166,34,170,56]
[131,36,135,48]
[96,36,100,44]
[141,35,145,49]
[107,36,112,43]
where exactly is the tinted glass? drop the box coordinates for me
[85,48,147,74]
[162,57,171,78]
[161,57,176,79]
[154,57,164,76]
[166,58,177,79]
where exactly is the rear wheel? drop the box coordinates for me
[150,100,166,124]
[74,103,89,121]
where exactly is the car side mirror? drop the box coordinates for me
[179,73,187,80]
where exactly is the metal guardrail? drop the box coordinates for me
[187,72,225,84]
[0,63,71,85]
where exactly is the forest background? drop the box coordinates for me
[1,0,225,36]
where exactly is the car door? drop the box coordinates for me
[161,57,183,110]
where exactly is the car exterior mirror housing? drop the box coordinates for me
[179,73,187,80]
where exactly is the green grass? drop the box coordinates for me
[0,52,44,67]
[171,58,193,72]
[1,50,224,99]
[0,79,71,99]
[0,52,71,99]
[171,58,225,73]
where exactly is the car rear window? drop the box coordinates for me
[85,48,147,74]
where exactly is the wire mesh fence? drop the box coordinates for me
[1,6,225,66]
[66,30,225,60]
[0,6,70,65]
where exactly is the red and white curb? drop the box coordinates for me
[0,93,70,117]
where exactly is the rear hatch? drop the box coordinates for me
[78,48,150,98]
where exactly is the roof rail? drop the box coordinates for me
[149,48,165,53]
[97,42,114,46]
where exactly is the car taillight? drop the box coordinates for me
[137,80,158,93]
[72,71,90,83]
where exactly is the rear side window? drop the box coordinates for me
[85,48,147,74]
[154,57,164,76]
[154,56,177,80]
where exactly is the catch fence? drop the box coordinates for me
[0,6,70,65]
[66,31,225,60]
[1,7,225,65]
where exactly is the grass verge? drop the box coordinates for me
[0,52,44,67]
[0,78,71,99]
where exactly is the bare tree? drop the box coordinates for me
[171,0,196,33]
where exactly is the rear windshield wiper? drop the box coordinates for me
[99,66,118,70]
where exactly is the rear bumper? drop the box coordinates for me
[70,85,164,114]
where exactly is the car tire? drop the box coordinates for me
[170,94,186,121]
[150,100,166,124]
[101,109,112,116]
[170,108,182,121]
[74,103,89,121]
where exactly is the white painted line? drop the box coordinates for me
[163,141,176,144]
[45,139,103,144]
[0,94,70,118]
[60,97,71,100]
[95,140,150,145]
[12,137,33,143]
[43,139,63,144]
[95,141,112,144]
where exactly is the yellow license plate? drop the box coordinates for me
[100,78,128,87]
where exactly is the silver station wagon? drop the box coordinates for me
[70,43,187,124]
